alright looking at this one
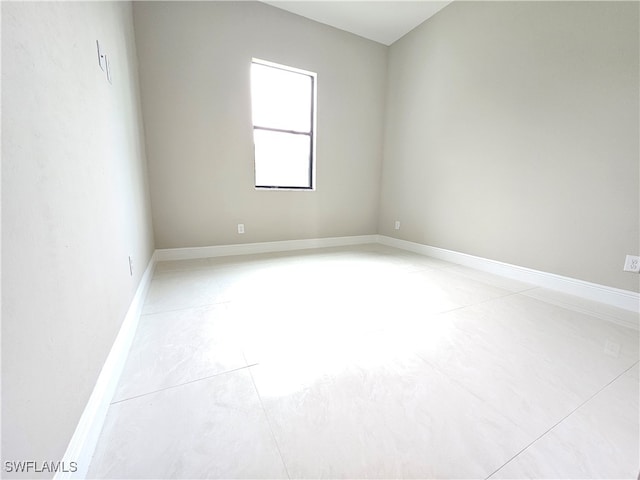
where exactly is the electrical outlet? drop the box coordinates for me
[237,223,245,234]
[394,220,400,230]
[128,256,133,276]
[604,340,621,358]
[623,255,640,273]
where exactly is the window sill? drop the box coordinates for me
[255,186,316,192]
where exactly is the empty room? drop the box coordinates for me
[2,1,639,479]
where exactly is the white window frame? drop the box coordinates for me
[251,58,317,191]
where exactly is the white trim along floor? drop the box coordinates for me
[62,237,639,479]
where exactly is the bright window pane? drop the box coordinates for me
[251,63,312,132]
[254,129,311,188]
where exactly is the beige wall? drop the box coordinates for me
[2,2,638,474]
[133,1,387,249]
[379,1,640,292]
[2,2,154,476]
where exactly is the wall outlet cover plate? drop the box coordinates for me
[623,255,640,273]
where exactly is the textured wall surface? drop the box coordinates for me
[379,1,639,292]
[2,2,154,476]
[133,1,387,248]
[2,2,639,477]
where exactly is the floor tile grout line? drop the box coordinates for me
[445,288,528,314]
[448,287,528,317]
[387,289,527,327]
[144,288,507,319]
[97,247,636,477]
[484,360,640,479]
[154,266,219,274]
[410,261,540,292]
[140,299,233,317]
[147,254,531,318]
[415,350,490,407]
[110,363,258,405]
[245,358,292,480]
[519,289,639,331]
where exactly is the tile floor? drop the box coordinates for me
[88,244,640,479]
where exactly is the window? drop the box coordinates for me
[251,59,316,189]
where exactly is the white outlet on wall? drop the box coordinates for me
[237,223,245,234]
[603,340,621,358]
[623,255,640,273]
[394,220,400,230]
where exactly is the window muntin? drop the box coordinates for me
[251,59,316,189]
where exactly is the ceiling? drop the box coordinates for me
[262,1,452,46]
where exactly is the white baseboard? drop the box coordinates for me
[159,234,639,315]
[58,234,638,476]
[377,235,640,316]
[56,255,156,480]
[155,234,378,261]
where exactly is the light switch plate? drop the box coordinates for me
[96,40,106,71]
[105,55,112,84]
